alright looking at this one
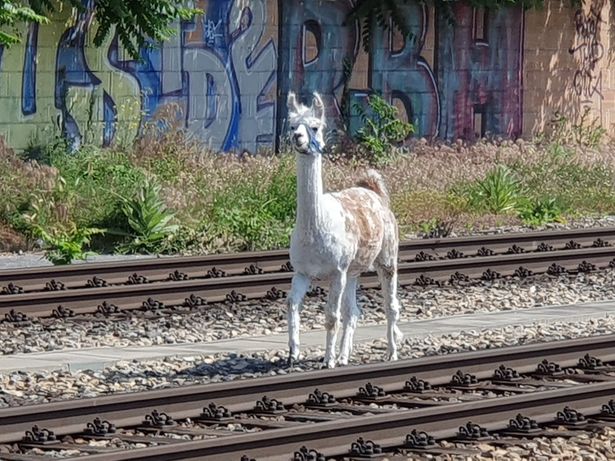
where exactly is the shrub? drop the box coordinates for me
[44,145,147,230]
[32,223,104,265]
[353,94,414,165]
[0,139,58,227]
[209,159,297,251]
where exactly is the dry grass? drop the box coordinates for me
[3,123,615,254]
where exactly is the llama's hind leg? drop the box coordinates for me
[376,264,402,361]
[324,271,347,369]
[287,273,311,366]
[338,276,360,366]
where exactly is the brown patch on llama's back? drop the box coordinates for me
[335,188,385,269]
[356,169,389,206]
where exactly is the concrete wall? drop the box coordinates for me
[0,0,610,152]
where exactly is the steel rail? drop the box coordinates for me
[1,226,613,292]
[80,381,615,461]
[1,334,615,445]
[2,246,615,318]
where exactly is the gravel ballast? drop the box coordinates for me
[1,315,613,407]
[410,429,615,461]
[2,271,615,355]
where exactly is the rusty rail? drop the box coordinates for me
[1,245,615,318]
[1,226,613,293]
[1,334,615,458]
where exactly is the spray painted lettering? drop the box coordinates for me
[0,0,563,150]
[569,0,604,102]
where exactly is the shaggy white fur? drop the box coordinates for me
[286,91,402,368]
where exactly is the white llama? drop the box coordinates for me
[286,91,402,368]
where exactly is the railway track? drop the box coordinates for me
[1,227,615,319]
[2,335,615,460]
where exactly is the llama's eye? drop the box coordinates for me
[311,127,318,133]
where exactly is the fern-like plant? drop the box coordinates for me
[346,0,412,52]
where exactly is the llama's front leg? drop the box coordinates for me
[324,271,346,369]
[287,273,311,366]
[377,265,402,361]
[338,276,360,366]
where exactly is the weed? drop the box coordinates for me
[209,160,297,251]
[353,94,414,165]
[545,108,606,148]
[32,223,104,265]
[44,146,147,230]
[418,218,455,238]
[517,197,564,228]
[114,178,179,254]
[466,165,520,214]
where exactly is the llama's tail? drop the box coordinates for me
[356,169,390,206]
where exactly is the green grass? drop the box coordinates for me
[448,146,615,228]
[4,131,615,259]
[209,158,297,251]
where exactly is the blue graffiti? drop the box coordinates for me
[369,2,439,137]
[278,0,357,134]
[55,14,103,145]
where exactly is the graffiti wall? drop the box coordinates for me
[0,0,606,151]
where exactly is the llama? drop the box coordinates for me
[286,91,402,368]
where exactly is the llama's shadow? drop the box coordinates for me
[101,354,325,385]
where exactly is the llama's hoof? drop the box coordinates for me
[336,356,349,366]
[287,353,300,368]
[386,351,399,361]
[322,355,336,369]
[325,359,336,369]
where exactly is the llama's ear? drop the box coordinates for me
[287,92,299,113]
[312,92,325,122]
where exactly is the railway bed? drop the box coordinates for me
[2,228,615,319]
[2,335,615,460]
[0,227,613,294]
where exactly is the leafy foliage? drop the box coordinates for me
[347,0,554,52]
[354,94,414,165]
[116,178,179,254]
[210,160,297,251]
[0,0,48,45]
[44,144,147,231]
[0,0,200,59]
[32,223,103,265]
[517,197,564,227]
[466,164,520,214]
[346,0,413,53]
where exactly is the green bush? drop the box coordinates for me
[511,151,615,215]
[209,161,297,251]
[45,145,147,230]
[353,94,414,165]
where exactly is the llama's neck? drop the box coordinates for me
[296,153,325,233]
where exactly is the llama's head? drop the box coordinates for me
[287,92,326,155]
